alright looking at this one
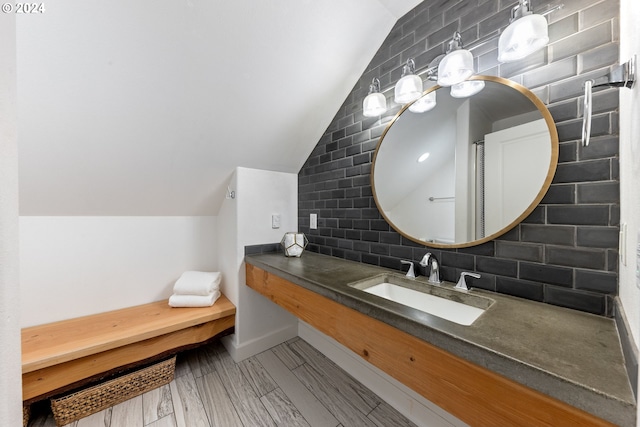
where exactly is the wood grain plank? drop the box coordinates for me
[110,394,143,427]
[256,349,340,427]
[146,414,177,427]
[22,296,235,373]
[142,384,173,425]
[367,401,418,427]
[195,371,244,427]
[271,339,305,370]
[170,373,211,427]
[245,264,616,427]
[239,356,278,397]
[24,405,56,427]
[174,354,193,379]
[261,387,312,427]
[289,339,380,413]
[183,350,204,379]
[199,344,221,378]
[211,343,277,427]
[74,408,112,427]
[292,363,377,427]
[184,342,216,379]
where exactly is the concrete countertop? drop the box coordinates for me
[245,251,636,426]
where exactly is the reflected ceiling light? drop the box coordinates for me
[409,89,437,113]
[417,152,430,163]
[450,80,485,98]
[409,92,437,113]
[437,32,474,87]
[394,58,423,104]
[498,0,550,62]
[363,78,388,117]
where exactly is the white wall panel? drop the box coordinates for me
[20,216,216,327]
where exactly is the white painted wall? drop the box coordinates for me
[220,167,298,361]
[619,0,640,349]
[0,10,22,426]
[16,0,408,217]
[20,216,216,327]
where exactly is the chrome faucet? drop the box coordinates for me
[400,260,416,278]
[419,253,441,284]
[455,272,481,291]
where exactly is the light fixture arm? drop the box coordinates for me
[401,58,417,77]
[368,78,382,94]
[511,0,534,21]
[446,31,464,53]
[425,54,444,81]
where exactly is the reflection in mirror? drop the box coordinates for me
[372,76,558,248]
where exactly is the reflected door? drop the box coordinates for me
[484,119,551,235]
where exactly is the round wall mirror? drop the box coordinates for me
[371,75,559,248]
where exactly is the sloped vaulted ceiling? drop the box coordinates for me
[16,0,422,216]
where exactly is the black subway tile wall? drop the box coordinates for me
[298,0,620,316]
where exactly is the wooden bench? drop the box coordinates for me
[21,294,236,403]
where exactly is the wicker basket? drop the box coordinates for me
[23,404,29,427]
[50,356,175,426]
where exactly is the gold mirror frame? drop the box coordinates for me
[371,75,559,248]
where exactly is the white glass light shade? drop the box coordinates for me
[437,49,474,87]
[498,13,549,62]
[409,91,436,113]
[363,92,387,117]
[394,74,423,104]
[450,80,485,98]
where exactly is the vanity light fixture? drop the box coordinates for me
[360,3,563,114]
[498,0,549,62]
[450,80,485,98]
[394,58,423,104]
[437,32,474,87]
[363,78,387,117]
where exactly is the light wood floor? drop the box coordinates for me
[28,337,417,427]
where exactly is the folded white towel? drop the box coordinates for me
[173,271,221,296]
[169,290,221,307]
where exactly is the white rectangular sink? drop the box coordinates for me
[349,274,493,326]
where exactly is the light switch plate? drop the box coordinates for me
[310,213,317,230]
[271,214,280,229]
[620,223,627,266]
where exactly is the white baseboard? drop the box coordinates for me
[298,321,468,427]
[221,323,298,362]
